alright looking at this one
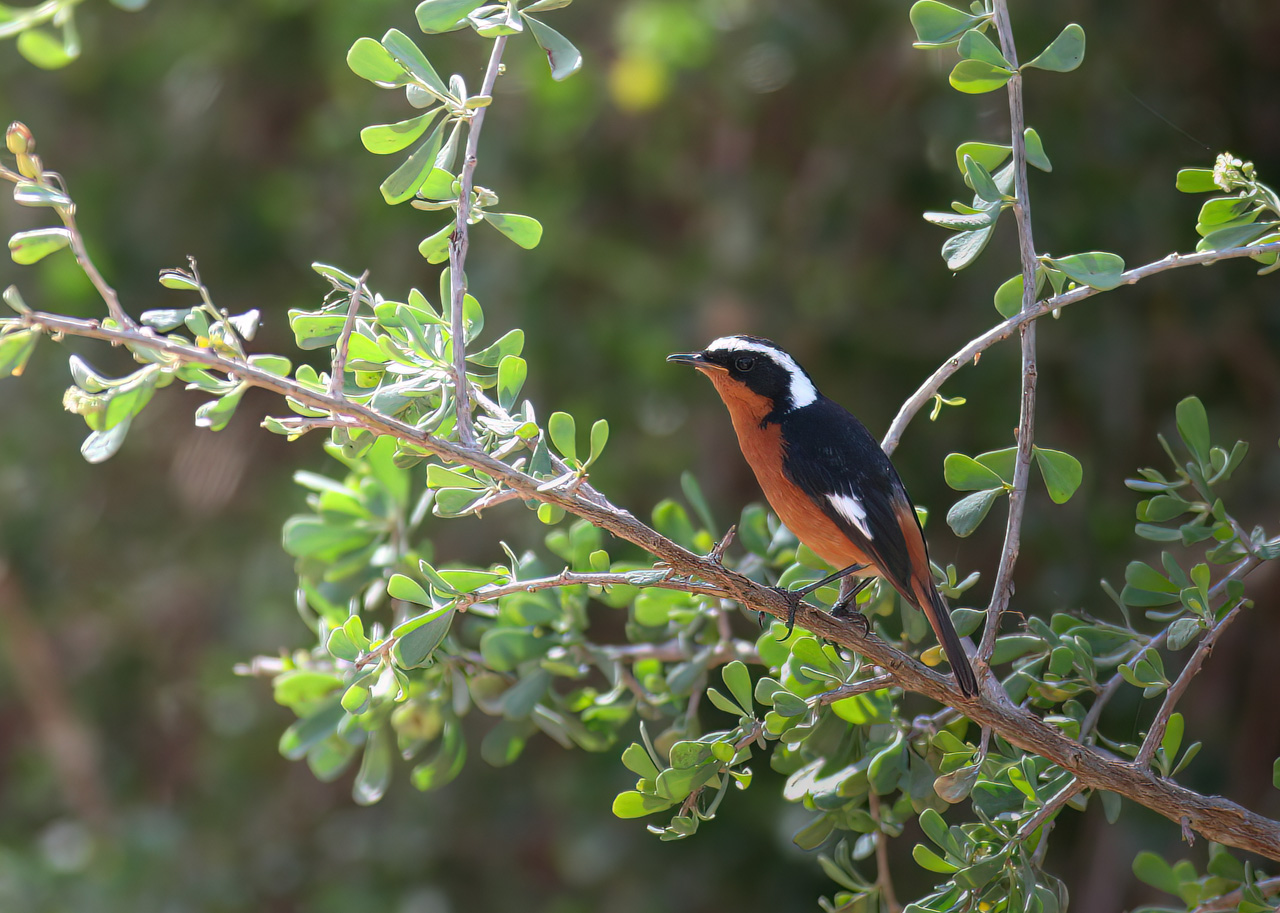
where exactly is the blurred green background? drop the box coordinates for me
[1,1,1279,910]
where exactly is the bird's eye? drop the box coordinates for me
[733,355,756,372]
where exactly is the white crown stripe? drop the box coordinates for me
[706,336,818,410]
[828,492,873,541]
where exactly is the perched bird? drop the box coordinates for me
[668,335,978,697]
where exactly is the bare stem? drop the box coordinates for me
[980,0,1039,662]
[882,239,1280,455]
[869,790,903,913]
[1135,602,1244,768]
[1016,779,1083,843]
[1082,548,1264,741]
[1189,875,1280,913]
[448,36,508,448]
[329,270,369,397]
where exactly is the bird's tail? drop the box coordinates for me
[914,579,978,698]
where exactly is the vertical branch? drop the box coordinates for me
[329,270,370,397]
[868,790,902,913]
[448,35,508,448]
[980,1,1039,660]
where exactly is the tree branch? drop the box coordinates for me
[981,0,1039,662]
[881,240,1280,455]
[1135,601,1244,769]
[16,309,1280,861]
[329,270,369,397]
[869,790,903,913]
[448,35,508,448]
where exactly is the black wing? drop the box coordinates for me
[779,397,920,592]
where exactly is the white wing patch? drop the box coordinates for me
[707,335,818,410]
[827,492,873,541]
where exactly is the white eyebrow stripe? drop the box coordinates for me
[707,336,818,410]
[828,492,873,541]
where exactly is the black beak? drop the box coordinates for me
[667,351,718,369]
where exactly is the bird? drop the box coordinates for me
[667,335,979,698]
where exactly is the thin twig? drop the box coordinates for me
[1134,602,1244,768]
[981,0,1039,662]
[1189,875,1280,913]
[454,567,731,609]
[881,239,1280,454]
[14,309,1280,861]
[329,270,369,397]
[448,36,508,448]
[815,674,894,706]
[1081,548,1264,741]
[1016,779,1083,843]
[868,790,903,913]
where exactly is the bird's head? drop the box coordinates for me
[667,335,819,419]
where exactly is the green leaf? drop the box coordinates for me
[347,36,409,86]
[353,727,392,806]
[381,28,449,98]
[0,329,38,378]
[9,227,70,265]
[622,742,661,779]
[994,273,1023,318]
[497,355,527,411]
[912,844,959,874]
[1033,447,1083,504]
[948,59,1013,94]
[418,221,454,263]
[416,0,486,33]
[484,212,544,249]
[16,28,76,70]
[1023,127,1052,172]
[941,224,996,270]
[381,119,449,204]
[976,447,1017,482]
[944,453,1006,491]
[81,418,133,463]
[909,0,986,48]
[957,29,1009,68]
[1049,251,1126,290]
[548,411,577,462]
[1176,168,1217,193]
[612,791,677,819]
[1025,23,1086,72]
[388,573,432,605]
[1175,396,1211,467]
[360,109,442,154]
[587,419,609,466]
[410,721,466,791]
[722,660,753,714]
[522,15,583,81]
[1161,712,1184,761]
[963,154,1005,203]
[12,182,70,207]
[467,328,524,367]
[392,606,455,668]
[954,141,1010,176]
[947,488,1003,537]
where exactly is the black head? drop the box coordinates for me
[666,335,820,414]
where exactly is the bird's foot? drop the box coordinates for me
[830,602,870,637]
[768,586,806,639]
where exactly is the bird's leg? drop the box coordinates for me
[830,576,873,636]
[770,562,866,638]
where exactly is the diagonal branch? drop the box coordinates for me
[448,35,509,448]
[1135,600,1245,768]
[329,269,369,397]
[980,0,1039,662]
[882,239,1280,454]
[15,308,1280,862]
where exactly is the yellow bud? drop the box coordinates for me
[6,122,32,155]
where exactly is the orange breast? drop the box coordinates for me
[707,372,871,571]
